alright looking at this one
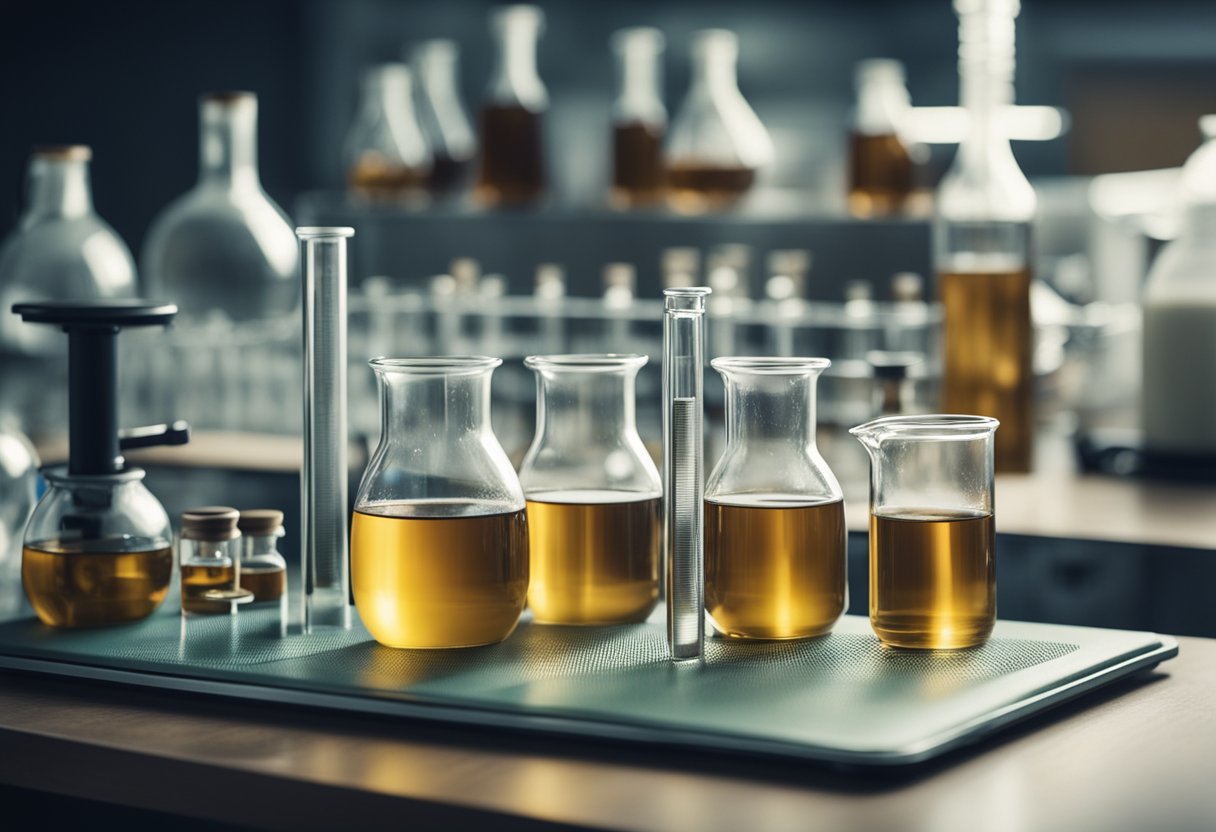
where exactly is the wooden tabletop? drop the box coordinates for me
[0,637,1211,831]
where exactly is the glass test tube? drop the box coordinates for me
[298,227,355,631]
[662,287,711,661]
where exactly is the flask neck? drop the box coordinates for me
[690,40,739,99]
[855,70,909,135]
[380,372,494,440]
[199,96,260,189]
[722,372,820,450]
[26,157,93,221]
[615,38,664,123]
[534,370,639,447]
[489,16,546,109]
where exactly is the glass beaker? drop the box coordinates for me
[850,414,998,650]
[518,355,661,625]
[351,357,529,649]
[704,358,846,640]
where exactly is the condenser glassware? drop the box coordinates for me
[610,27,666,209]
[345,65,432,200]
[850,414,999,650]
[298,227,354,632]
[704,358,846,640]
[935,0,1036,473]
[411,40,476,194]
[519,355,661,625]
[662,287,711,661]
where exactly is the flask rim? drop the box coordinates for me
[849,413,1000,440]
[711,356,831,375]
[524,353,647,373]
[370,355,502,376]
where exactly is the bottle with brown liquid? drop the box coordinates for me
[179,507,252,616]
[237,509,288,603]
[609,27,667,209]
[851,414,999,649]
[848,59,916,218]
[475,5,548,207]
[351,357,529,648]
[935,0,1037,473]
[410,40,476,194]
[704,357,847,640]
[518,355,662,625]
[665,30,773,213]
[344,65,432,200]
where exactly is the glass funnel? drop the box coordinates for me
[351,357,528,649]
[850,414,998,650]
[518,355,661,626]
[704,357,846,641]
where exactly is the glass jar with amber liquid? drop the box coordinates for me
[848,59,917,218]
[609,28,666,209]
[179,507,252,615]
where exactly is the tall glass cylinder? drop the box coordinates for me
[935,0,1036,473]
[298,227,354,632]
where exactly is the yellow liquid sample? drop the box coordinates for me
[940,266,1034,473]
[869,508,996,649]
[526,491,660,625]
[240,563,286,602]
[665,164,756,213]
[22,538,172,628]
[848,131,915,218]
[181,561,237,615]
[704,496,847,640]
[351,503,529,649]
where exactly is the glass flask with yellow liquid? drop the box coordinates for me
[351,357,528,649]
[703,357,847,640]
[518,355,662,626]
[850,414,999,650]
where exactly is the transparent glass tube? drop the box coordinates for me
[298,227,354,631]
[662,287,711,662]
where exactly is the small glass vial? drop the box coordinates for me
[237,509,287,603]
[610,27,666,209]
[848,59,916,218]
[179,507,253,615]
[345,64,432,200]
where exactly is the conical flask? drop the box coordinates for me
[345,64,432,199]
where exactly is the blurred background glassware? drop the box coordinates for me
[851,414,998,650]
[142,92,299,323]
[0,416,39,618]
[475,4,548,207]
[351,357,528,649]
[518,355,661,625]
[665,29,774,214]
[609,27,666,209]
[344,65,432,201]
[848,59,917,218]
[704,357,846,641]
[0,146,137,358]
[410,40,476,195]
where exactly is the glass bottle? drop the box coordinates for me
[0,146,137,357]
[179,507,252,615]
[475,5,548,207]
[610,27,666,209]
[345,65,432,200]
[518,355,661,625]
[665,30,773,214]
[1141,116,1216,458]
[142,92,299,323]
[411,40,476,194]
[848,59,916,218]
[850,415,998,650]
[704,357,846,641]
[237,509,287,603]
[351,357,528,649]
[935,0,1036,473]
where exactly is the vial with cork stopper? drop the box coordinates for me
[237,509,287,603]
[179,507,253,615]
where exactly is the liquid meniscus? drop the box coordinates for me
[240,563,286,602]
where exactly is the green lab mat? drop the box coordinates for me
[0,606,1176,766]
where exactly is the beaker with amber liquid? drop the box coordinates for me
[851,414,998,649]
[519,355,662,625]
[704,358,847,640]
[351,357,528,649]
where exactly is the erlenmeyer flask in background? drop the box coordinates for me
[410,40,476,194]
[848,59,916,218]
[344,65,432,200]
[0,415,39,618]
[475,5,548,207]
[0,146,137,356]
[143,93,299,323]
[610,27,666,209]
[665,29,773,213]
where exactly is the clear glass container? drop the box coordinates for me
[665,30,773,214]
[0,418,38,617]
[518,355,661,625]
[704,357,846,641]
[610,27,666,209]
[142,92,299,323]
[0,146,137,357]
[410,40,476,194]
[345,65,432,200]
[351,357,528,649]
[935,0,1036,473]
[850,414,998,649]
[849,59,917,218]
[237,508,287,603]
[475,5,548,207]
[179,507,251,616]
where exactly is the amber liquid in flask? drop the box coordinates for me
[612,122,665,207]
[475,105,545,206]
[22,538,173,627]
[704,496,847,640]
[665,164,755,213]
[869,508,995,649]
[240,564,286,602]
[526,490,660,625]
[348,155,430,200]
[848,131,915,217]
[940,266,1033,473]
[351,502,529,649]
